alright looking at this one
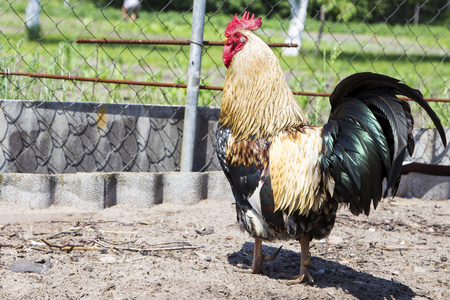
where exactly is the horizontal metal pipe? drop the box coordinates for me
[75,38,298,48]
[1,71,449,102]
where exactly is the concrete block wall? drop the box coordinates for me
[0,99,221,173]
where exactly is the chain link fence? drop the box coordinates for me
[0,0,448,174]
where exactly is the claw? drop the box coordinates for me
[235,262,268,275]
[278,235,314,285]
[284,272,314,285]
[234,263,262,274]
[278,261,314,284]
[262,245,283,261]
[239,264,268,275]
[303,251,311,266]
[236,263,251,270]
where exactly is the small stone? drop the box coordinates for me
[414,267,426,273]
[195,252,212,261]
[327,235,344,245]
[196,227,214,235]
[391,277,403,284]
[383,220,395,231]
[99,256,116,263]
[29,240,46,247]
[10,260,52,273]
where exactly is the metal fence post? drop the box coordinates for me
[180,0,206,172]
[25,0,41,39]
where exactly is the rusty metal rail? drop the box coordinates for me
[1,70,450,102]
[75,38,298,48]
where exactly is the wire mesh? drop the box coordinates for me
[0,0,448,174]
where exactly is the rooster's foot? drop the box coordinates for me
[278,235,314,284]
[236,240,282,275]
[235,263,267,275]
[278,270,314,285]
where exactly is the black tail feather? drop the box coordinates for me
[331,72,446,146]
[323,72,446,215]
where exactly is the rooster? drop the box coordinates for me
[214,12,447,283]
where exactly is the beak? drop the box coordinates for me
[222,37,228,43]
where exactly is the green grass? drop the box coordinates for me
[0,0,448,126]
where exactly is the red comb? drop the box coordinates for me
[225,12,262,37]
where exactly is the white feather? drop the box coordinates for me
[247,182,263,216]
[246,209,268,238]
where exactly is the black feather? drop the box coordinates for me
[259,174,285,231]
[331,73,446,146]
[214,126,260,198]
[323,72,446,215]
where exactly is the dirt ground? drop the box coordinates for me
[0,197,448,299]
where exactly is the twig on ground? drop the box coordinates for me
[17,231,28,247]
[51,220,74,223]
[96,220,134,226]
[143,241,193,248]
[95,240,203,253]
[39,235,203,253]
[1,223,10,231]
[99,230,137,235]
[100,238,137,246]
[46,225,88,239]
[90,224,103,239]
[30,246,49,252]
[92,240,120,252]
[41,238,100,251]
[374,245,436,251]
[124,245,204,252]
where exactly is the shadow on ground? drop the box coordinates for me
[228,242,417,300]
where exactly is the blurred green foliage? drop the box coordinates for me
[85,0,450,24]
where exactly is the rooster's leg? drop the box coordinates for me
[296,235,314,283]
[236,238,282,275]
[251,238,266,274]
[279,235,313,284]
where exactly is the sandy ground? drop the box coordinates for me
[0,197,448,299]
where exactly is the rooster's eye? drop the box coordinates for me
[234,33,239,39]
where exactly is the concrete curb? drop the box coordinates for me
[0,171,235,210]
[397,128,450,200]
[396,173,449,200]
